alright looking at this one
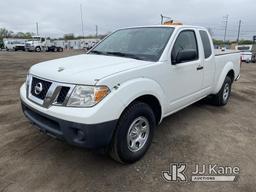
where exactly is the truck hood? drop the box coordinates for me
[30,54,152,85]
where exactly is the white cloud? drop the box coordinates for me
[0,0,255,40]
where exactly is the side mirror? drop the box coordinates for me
[173,49,197,64]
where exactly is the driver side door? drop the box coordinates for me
[166,29,204,112]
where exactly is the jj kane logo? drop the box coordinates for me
[162,163,240,182]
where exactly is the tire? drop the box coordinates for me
[212,76,232,106]
[58,47,63,52]
[109,101,156,164]
[54,47,58,52]
[35,47,41,52]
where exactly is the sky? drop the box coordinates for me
[0,0,256,40]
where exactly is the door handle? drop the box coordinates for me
[197,66,204,71]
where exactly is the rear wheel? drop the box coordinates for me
[212,76,232,106]
[109,101,156,164]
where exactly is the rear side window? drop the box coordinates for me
[200,30,212,58]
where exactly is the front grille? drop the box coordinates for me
[31,77,52,100]
[56,87,70,104]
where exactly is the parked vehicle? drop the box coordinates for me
[0,40,4,49]
[25,36,63,52]
[235,45,253,63]
[5,40,25,51]
[83,41,99,51]
[20,25,240,163]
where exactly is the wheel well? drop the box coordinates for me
[134,95,162,124]
[227,70,235,83]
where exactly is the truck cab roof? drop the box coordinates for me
[119,25,208,31]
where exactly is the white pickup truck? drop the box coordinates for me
[20,25,240,163]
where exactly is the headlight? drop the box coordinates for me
[67,85,110,107]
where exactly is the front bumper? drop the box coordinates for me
[21,101,117,149]
[25,46,35,51]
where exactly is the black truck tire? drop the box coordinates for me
[212,76,232,106]
[109,101,156,164]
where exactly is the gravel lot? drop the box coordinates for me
[0,51,255,192]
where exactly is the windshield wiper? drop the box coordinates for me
[89,50,108,55]
[105,51,144,60]
[90,50,146,61]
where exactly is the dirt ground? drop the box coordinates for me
[0,50,255,192]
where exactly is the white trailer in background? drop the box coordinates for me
[54,39,100,50]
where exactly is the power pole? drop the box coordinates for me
[223,15,229,42]
[36,22,39,36]
[96,25,98,37]
[237,20,242,43]
[80,4,85,38]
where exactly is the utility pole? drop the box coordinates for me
[223,15,229,42]
[237,20,242,43]
[80,4,85,37]
[36,22,39,36]
[96,25,98,37]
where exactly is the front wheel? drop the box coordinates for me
[109,101,156,164]
[58,47,63,52]
[212,76,232,106]
[35,47,41,52]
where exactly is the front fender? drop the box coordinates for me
[213,62,234,94]
[109,78,166,120]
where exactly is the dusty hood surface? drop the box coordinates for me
[30,54,151,85]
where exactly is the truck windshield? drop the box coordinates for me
[32,37,41,41]
[90,27,174,62]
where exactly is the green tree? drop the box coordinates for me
[64,33,75,40]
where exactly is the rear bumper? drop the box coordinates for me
[21,101,117,149]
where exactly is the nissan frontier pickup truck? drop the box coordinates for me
[20,25,240,163]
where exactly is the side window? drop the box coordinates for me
[200,30,212,58]
[171,30,198,64]
[41,38,45,42]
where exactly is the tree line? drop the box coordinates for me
[0,27,254,49]
[0,28,34,39]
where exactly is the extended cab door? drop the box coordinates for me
[198,30,215,90]
[166,29,204,111]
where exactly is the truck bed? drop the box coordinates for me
[215,49,240,56]
[214,49,240,88]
